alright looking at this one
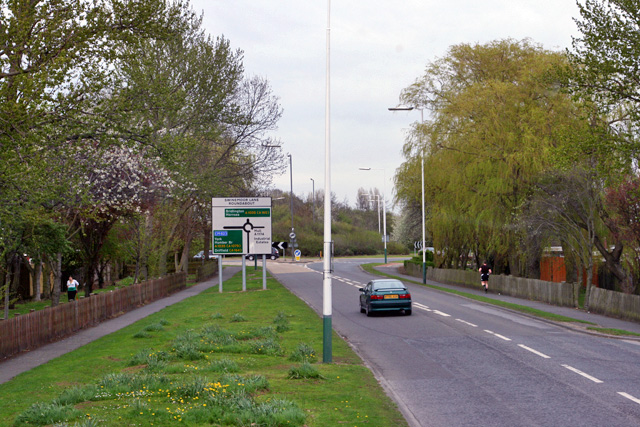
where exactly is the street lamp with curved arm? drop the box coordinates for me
[389,106,426,283]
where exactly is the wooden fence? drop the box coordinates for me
[404,263,575,307]
[0,272,186,361]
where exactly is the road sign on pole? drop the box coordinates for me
[272,241,288,251]
[212,198,272,255]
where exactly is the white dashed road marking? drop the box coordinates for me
[456,319,478,327]
[433,310,451,317]
[413,303,431,312]
[484,330,512,341]
[561,364,603,383]
[518,344,551,359]
[618,392,640,405]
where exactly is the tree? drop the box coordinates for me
[604,177,640,293]
[0,0,184,303]
[523,168,602,307]
[102,8,285,273]
[60,142,176,295]
[570,0,640,154]
[565,0,640,293]
[396,39,582,275]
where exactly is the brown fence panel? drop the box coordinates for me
[0,272,186,361]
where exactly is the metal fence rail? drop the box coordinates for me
[0,272,186,360]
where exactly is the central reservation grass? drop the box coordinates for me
[0,268,408,427]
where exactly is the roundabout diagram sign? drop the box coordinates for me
[212,198,272,255]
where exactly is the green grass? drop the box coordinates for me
[0,267,407,427]
[587,327,640,336]
[361,263,597,325]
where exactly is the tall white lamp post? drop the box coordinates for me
[366,194,381,234]
[310,177,315,222]
[389,106,426,283]
[322,0,332,363]
[359,167,387,264]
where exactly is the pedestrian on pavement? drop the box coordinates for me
[479,261,491,293]
[67,276,79,301]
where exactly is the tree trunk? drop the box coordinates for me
[179,239,191,273]
[594,237,632,292]
[3,267,10,320]
[204,225,211,260]
[575,266,583,309]
[10,255,20,307]
[584,257,594,312]
[50,253,62,306]
[42,261,51,300]
[33,260,42,301]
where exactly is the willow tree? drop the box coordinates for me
[396,39,584,275]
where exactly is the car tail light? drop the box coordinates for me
[399,293,411,299]
[370,295,384,300]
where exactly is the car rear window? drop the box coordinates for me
[372,281,405,291]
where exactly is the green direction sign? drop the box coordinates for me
[225,208,270,218]
[213,230,243,253]
[212,197,273,255]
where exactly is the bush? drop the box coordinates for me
[287,362,324,380]
[288,343,317,363]
[14,402,82,426]
[117,276,135,287]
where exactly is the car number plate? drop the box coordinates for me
[384,294,399,299]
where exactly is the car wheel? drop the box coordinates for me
[360,304,366,314]
[366,305,373,317]
[405,309,412,316]
[270,255,276,260]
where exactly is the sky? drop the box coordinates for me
[191,0,581,210]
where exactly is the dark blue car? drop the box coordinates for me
[359,279,412,316]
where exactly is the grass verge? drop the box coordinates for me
[361,263,599,326]
[587,327,640,336]
[0,267,407,427]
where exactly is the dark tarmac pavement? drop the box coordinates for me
[0,267,240,385]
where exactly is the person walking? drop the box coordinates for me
[479,262,491,293]
[67,276,79,301]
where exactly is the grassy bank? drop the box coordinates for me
[0,269,407,427]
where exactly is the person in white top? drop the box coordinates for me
[67,276,79,301]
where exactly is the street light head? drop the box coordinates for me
[388,107,414,111]
[359,167,372,171]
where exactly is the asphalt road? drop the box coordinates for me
[268,259,640,427]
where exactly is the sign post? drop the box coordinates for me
[212,197,273,291]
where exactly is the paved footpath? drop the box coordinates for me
[0,267,240,385]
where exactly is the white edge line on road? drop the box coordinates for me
[518,344,550,359]
[455,319,478,327]
[561,364,603,383]
[484,330,512,341]
[618,392,640,405]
